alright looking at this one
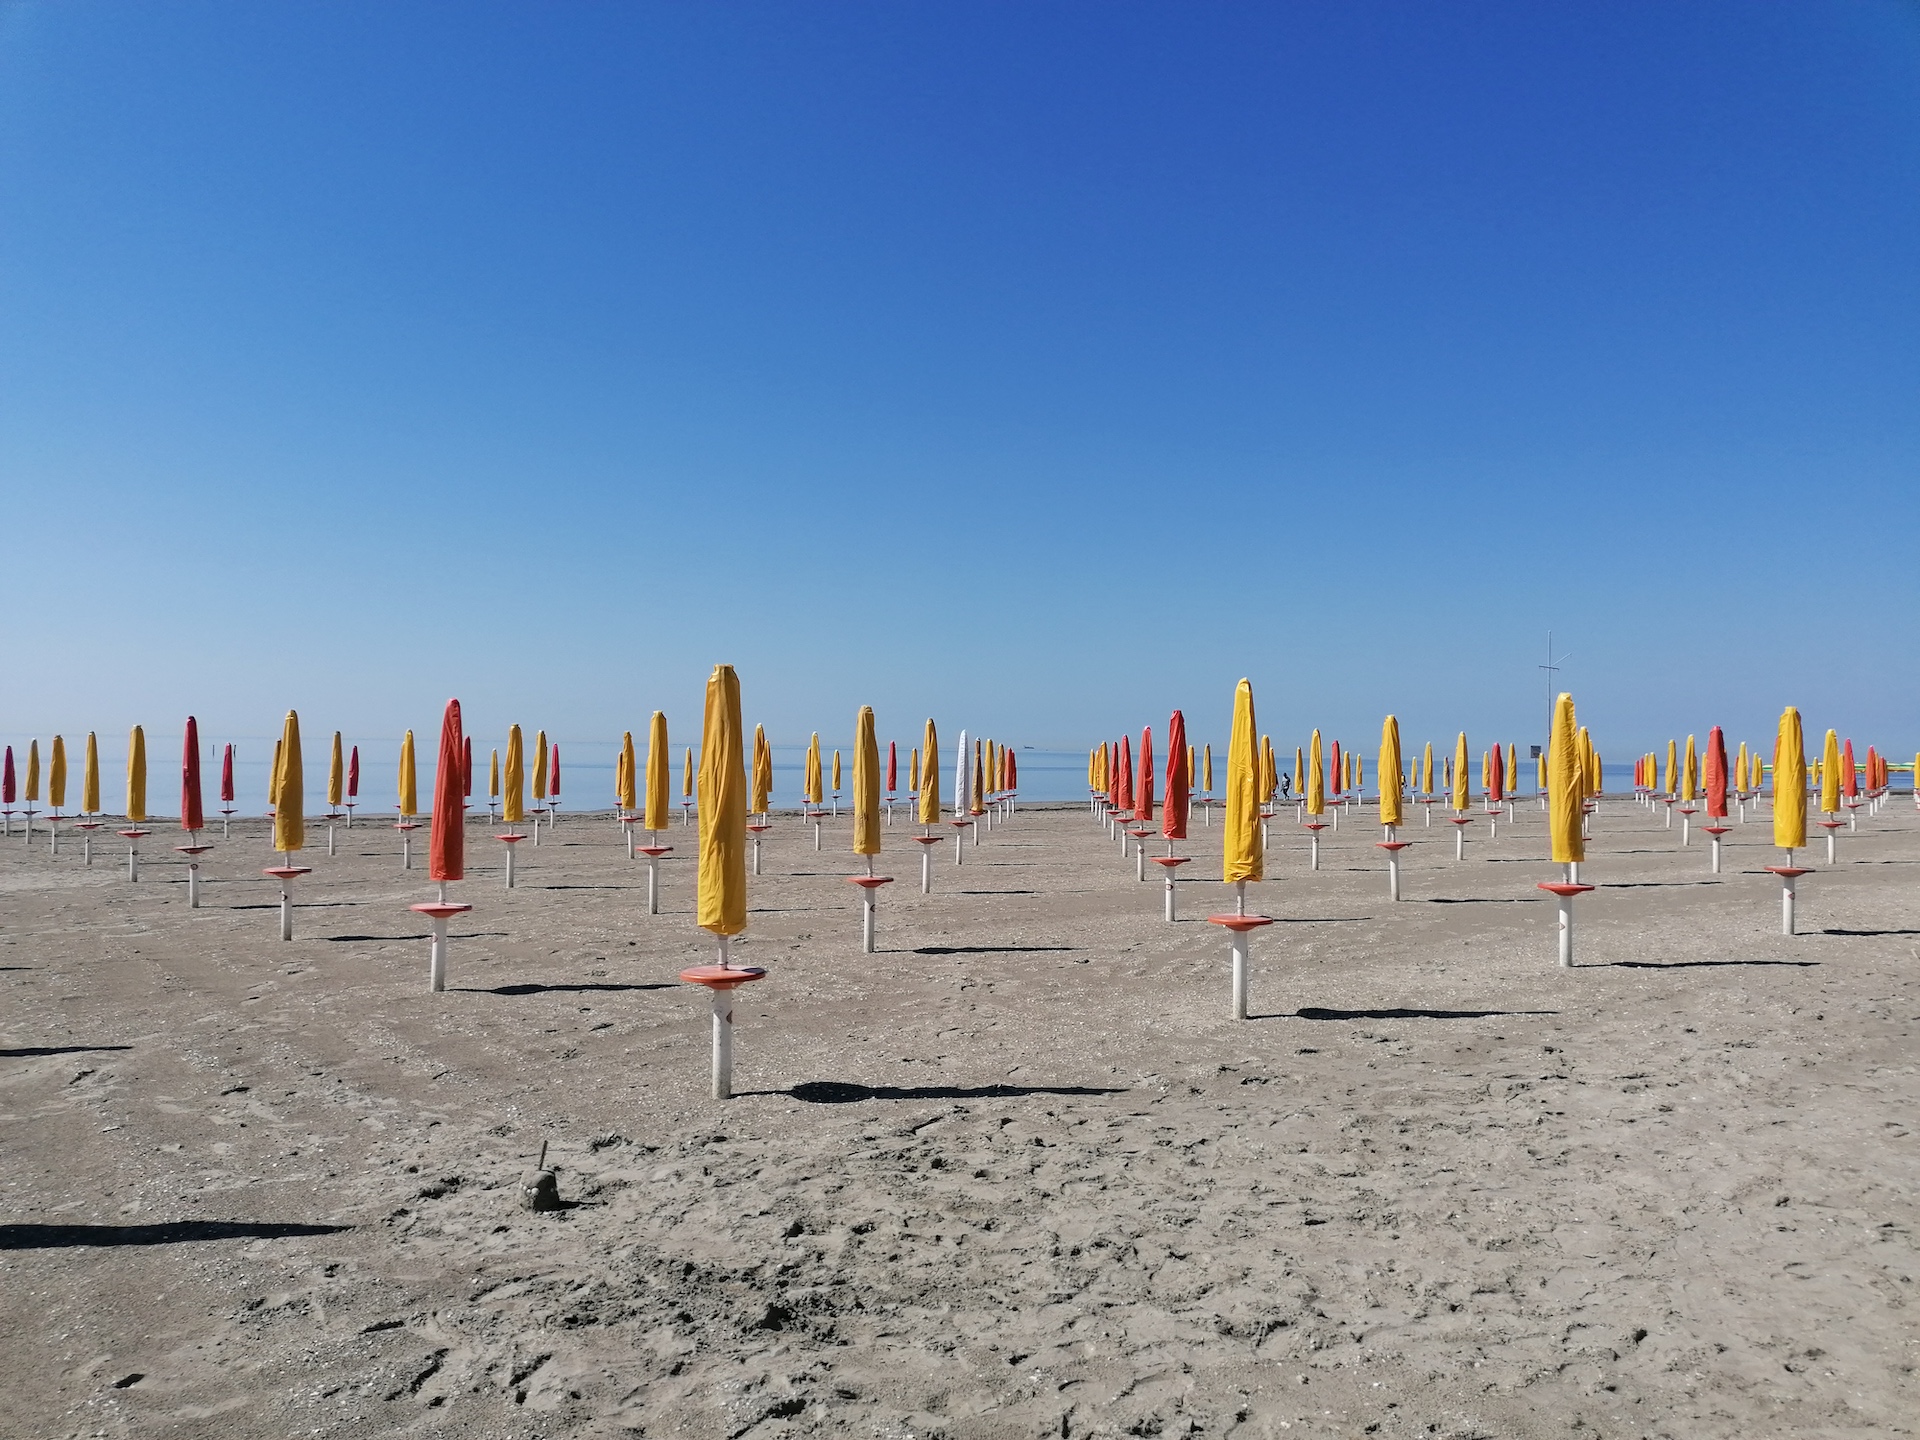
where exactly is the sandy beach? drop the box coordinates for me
[2,796,1915,1439]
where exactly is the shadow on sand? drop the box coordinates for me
[776,1080,1127,1104]
[1,1220,350,1250]
[1,1044,132,1059]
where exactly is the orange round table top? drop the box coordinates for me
[1817,820,1845,830]
[845,875,895,889]
[73,821,103,830]
[1536,882,1594,897]
[747,824,773,833]
[1207,913,1274,931]
[263,866,313,879]
[117,829,151,839]
[1449,816,1475,826]
[174,844,215,856]
[636,845,673,857]
[681,965,767,988]
[1127,827,1154,837]
[1148,855,1191,868]
[394,821,422,831]
[1765,866,1811,878]
[1702,826,1730,836]
[949,819,973,828]
[1302,821,1328,832]
[410,901,473,919]
[1376,841,1411,852]
[495,833,528,843]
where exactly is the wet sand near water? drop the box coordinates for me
[1,797,1915,1438]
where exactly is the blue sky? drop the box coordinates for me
[3,1,1916,777]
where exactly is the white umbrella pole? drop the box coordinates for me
[429,915,448,992]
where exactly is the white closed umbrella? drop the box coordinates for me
[952,729,971,862]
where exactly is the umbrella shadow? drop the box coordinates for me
[462,981,677,996]
[325,932,510,943]
[1279,1007,1560,1022]
[1271,916,1371,924]
[1,1220,350,1250]
[771,1081,1129,1104]
[955,889,1038,896]
[1423,897,1530,905]
[1608,959,1820,969]
[1821,927,1920,937]
[537,884,644,891]
[912,944,1075,955]
[229,901,363,911]
[2,1044,132,1059]
[1598,880,1722,889]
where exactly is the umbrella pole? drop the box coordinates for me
[647,855,660,915]
[1557,891,1574,967]
[752,834,762,876]
[429,915,448,992]
[279,864,294,942]
[1136,840,1146,883]
[1164,866,1176,922]
[921,845,931,893]
[1310,830,1320,870]
[862,891,876,953]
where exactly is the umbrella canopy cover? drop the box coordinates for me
[1547,694,1584,865]
[49,736,67,810]
[1164,710,1189,841]
[1116,735,1134,813]
[127,725,148,821]
[886,741,897,794]
[853,706,881,856]
[504,726,525,824]
[489,749,500,801]
[87,734,103,814]
[753,725,773,815]
[430,699,465,882]
[1682,735,1699,803]
[399,731,418,817]
[1379,715,1404,827]
[1705,726,1728,819]
[696,665,748,937]
[181,718,204,831]
[1451,734,1469,812]
[348,745,359,800]
[646,712,671,830]
[273,712,303,853]
[532,731,548,801]
[619,732,637,810]
[1307,730,1325,816]
[919,719,940,825]
[1222,679,1263,885]
[1819,729,1841,813]
[329,733,345,808]
[804,735,823,805]
[1774,708,1807,849]
[953,730,971,816]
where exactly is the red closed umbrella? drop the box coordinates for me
[1136,727,1155,823]
[3,747,14,805]
[1842,739,1857,799]
[886,741,897,793]
[550,744,561,799]
[463,737,473,797]
[1117,735,1134,812]
[1107,741,1120,806]
[1489,744,1504,805]
[1867,746,1879,791]
[1705,726,1728,819]
[348,746,360,799]
[1163,710,1189,840]
[181,718,204,831]
[1330,740,1343,796]
[1006,748,1017,790]
[220,743,235,804]
[430,700,465,882]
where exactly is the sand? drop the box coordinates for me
[1,794,1915,1439]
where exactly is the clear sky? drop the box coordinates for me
[3,1,1917,776]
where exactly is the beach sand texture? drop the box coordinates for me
[1,798,1915,1438]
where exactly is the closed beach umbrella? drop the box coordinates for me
[886,741,897,795]
[1379,715,1403,827]
[953,729,971,816]
[1819,729,1841,814]
[329,733,344,808]
[181,718,204,831]
[1,747,12,807]
[1774,708,1807,849]
[805,734,823,806]
[49,736,67,810]
[752,725,773,815]
[1841,738,1857,801]
[832,749,842,795]
[347,745,359,803]
[1734,742,1749,792]
[1705,726,1728,819]
[430,699,465,882]
[910,746,921,796]
[1259,735,1275,805]
[273,712,303,853]
[463,737,472,798]
[1222,678,1262,888]
[971,741,985,817]
[87,734,102,814]
[1548,696,1583,865]
[619,732,637,811]
[1682,735,1699,802]
[550,745,561,802]
[489,748,500,804]
[25,741,39,804]
[1664,740,1677,797]
[1164,710,1189,840]
[1292,746,1303,798]
[1203,744,1213,794]
[696,664,747,939]
[1489,744,1504,806]
[853,706,881,857]
[504,726,525,824]
[1307,730,1326,816]
[1116,735,1134,813]
[1330,740,1343,796]
[646,712,671,831]
[399,731,418,817]
[919,719,940,824]
[127,726,148,821]
[683,746,695,804]
[1137,728,1156,823]
[1451,734,1469,812]
[532,731,548,802]
[1422,742,1433,795]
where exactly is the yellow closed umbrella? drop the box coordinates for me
[1422,741,1433,795]
[1307,729,1325,817]
[752,724,773,816]
[532,730,548,802]
[1379,715,1403,829]
[1734,741,1749,793]
[1681,735,1698,803]
[910,746,920,796]
[1202,744,1213,794]
[620,731,638,812]
[272,711,303,854]
[1819,728,1841,815]
[832,748,843,795]
[84,733,101,814]
[1774,707,1807,852]
[126,725,148,821]
[1259,735,1276,805]
[971,741,985,817]
[49,736,66,811]
[645,712,671,832]
[1480,749,1489,797]
[325,732,343,808]
[1222,678,1262,895]
[1664,740,1677,797]
[918,719,940,826]
[804,734,823,806]
[503,726,525,825]
[695,664,747,942]
[489,748,500,804]
[1547,694,1583,867]
[1451,734,1469,812]
[683,746,695,804]
[853,706,880,861]
[24,740,39,805]
[398,730,418,817]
